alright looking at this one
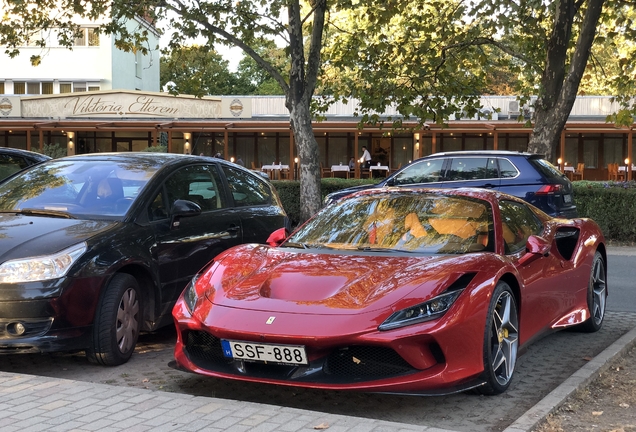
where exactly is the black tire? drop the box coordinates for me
[87,273,141,366]
[478,281,519,395]
[577,251,607,333]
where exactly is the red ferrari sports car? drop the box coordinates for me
[172,187,607,395]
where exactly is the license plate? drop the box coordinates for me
[563,194,572,204]
[221,340,308,365]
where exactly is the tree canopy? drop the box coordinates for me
[4,0,636,220]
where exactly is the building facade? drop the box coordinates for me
[0,92,634,181]
[0,15,160,96]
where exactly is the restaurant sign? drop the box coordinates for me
[19,91,251,119]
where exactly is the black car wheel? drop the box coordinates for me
[577,251,607,333]
[478,281,519,395]
[87,273,141,366]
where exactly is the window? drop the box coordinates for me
[74,27,100,46]
[41,82,53,94]
[0,154,29,180]
[498,158,519,178]
[13,82,26,94]
[446,157,497,181]
[60,83,72,93]
[0,82,4,94]
[499,200,543,254]
[27,82,40,95]
[394,158,445,185]
[74,84,86,92]
[88,85,100,92]
[221,166,272,206]
[164,165,226,212]
[87,28,99,46]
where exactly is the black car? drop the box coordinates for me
[0,147,51,181]
[0,153,289,365]
[325,150,577,218]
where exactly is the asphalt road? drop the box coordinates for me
[0,248,634,432]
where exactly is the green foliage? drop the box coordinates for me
[160,45,254,97]
[573,182,636,242]
[272,178,379,227]
[142,145,168,152]
[35,144,67,159]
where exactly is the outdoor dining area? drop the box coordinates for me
[559,158,634,181]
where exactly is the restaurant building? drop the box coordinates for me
[0,91,634,181]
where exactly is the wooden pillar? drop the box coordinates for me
[152,129,157,147]
[354,132,360,179]
[224,129,229,159]
[560,130,566,171]
[431,132,437,154]
[168,131,172,153]
[628,129,633,181]
[290,131,296,179]
[493,131,499,150]
[26,130,32,151]
[39,130,44,151]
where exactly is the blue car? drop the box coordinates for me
[325,150,577,218]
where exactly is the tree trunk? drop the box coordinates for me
[528,0,605,161]
[289,101,322,222]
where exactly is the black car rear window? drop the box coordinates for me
[529,157,566,180]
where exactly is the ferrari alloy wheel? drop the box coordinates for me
[578,251,607,333]
[87,273,141,366]
[479,281,519,395]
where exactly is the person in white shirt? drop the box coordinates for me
[361,146,372,169]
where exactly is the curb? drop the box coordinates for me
[503,324,636,432]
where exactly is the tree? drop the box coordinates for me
[160,45,252,96]
[234,40,287,95]
[1,0,329,222]
[322,0,636,162]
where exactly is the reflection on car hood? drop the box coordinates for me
[208,244,480,315]
[0,214,116,262]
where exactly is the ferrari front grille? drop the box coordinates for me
[324,346,414,377]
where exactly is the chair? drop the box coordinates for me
[320,163,331,178]
[390,163,402,175]
[572,163,584,181]
[608,163,619,181]
[251,161,261,171]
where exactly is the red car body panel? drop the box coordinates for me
[172,188,606,394]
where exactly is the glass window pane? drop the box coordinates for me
[88,28,100,46]
[222,166,271,207]
[394,158,445,185]
[447,157,494,180]
[74,29,86,46]
[14,82,26,94]
[27,82,40,94]
[41,82,53,94]
[60,83,72,93]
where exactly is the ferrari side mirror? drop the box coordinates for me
[517,235,551,266]
[266,227,288,247]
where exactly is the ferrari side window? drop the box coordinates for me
[499,200,543,254]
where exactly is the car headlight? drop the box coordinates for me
[0,242,87,283]
[183,276,199,313]
[378,289,464,331]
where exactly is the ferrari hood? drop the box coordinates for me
[0,213,116,263]
[207,245,481,315]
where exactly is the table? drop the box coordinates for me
[370,165,389,177]
[563,166,574,180]
[331,165,351,178]
[618,165,636,180]
[261,164,290,180]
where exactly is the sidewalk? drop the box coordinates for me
[0,371,454,432]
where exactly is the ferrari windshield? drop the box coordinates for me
[0,159,158,219]
[287,192,494,254]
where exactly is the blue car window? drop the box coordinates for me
[498,158,519,178]
[446,157,496,181]
[393,159,445,185]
